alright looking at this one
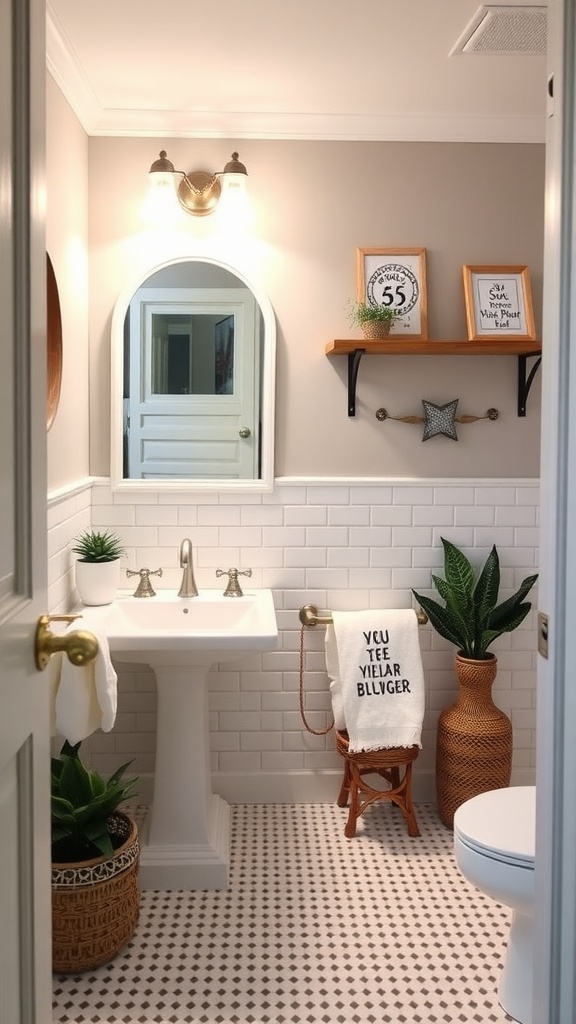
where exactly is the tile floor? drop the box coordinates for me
[53,802,514,1024]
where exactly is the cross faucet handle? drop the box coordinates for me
[215,567,252,597]
[126,567,163,598]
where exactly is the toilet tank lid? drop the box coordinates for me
[453,786,535,862]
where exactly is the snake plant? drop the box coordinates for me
[51,741,138,862]
[412,537,538,660]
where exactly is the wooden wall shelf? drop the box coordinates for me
[325,339,542,418]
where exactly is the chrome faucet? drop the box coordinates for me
[178,538,198,598]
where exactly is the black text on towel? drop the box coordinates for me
[325,609,425,753]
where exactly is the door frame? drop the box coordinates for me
[533,0,576,1019]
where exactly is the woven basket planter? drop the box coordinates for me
[52,811,140,974]
[435,654,512,829]
[361,320,392,340]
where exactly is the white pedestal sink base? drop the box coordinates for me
[137,664,231,891]
[80,591,278,891]
[140,793,230,890]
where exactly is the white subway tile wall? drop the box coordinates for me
[48,480,539,803]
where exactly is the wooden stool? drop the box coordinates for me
[335,730,420,838]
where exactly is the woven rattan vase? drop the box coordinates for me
[436,654,512,829]
[52,811,140,974]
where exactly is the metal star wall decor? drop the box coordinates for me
[421,399,459,441]
[375,405,499,442]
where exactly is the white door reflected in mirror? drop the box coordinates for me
[127,288,258,480]
[110,256,276,493]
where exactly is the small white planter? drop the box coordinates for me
[75,559,121,606]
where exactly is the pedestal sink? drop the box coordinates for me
[78,590,278,890]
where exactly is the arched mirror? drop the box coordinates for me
[110,256,276,492]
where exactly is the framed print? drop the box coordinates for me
[462,265,536,341]
[356,247,428,340]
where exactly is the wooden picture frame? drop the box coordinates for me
[356,247,428,340]
[462,265,536,341]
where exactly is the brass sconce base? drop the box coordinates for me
[177,170,221,216]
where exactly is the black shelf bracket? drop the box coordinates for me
[347,349,365,416]
[518,352,542,417]
[342,346,541,418]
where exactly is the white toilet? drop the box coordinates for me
[453,786,535,1024]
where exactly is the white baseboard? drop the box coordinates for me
[136,766,534,810]
[213,769,438,805]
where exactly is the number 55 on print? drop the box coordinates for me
[356,247,428,340]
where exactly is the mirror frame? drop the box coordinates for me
[46,252,63,431]
[110,254,276,493]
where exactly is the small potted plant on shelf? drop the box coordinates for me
[348,300,399,340]
[51,740,140,973]
[72,528,125,606]
[412,537,538,828]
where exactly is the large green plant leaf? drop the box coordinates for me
[411,592,468,649]
[431,573,475,647]
[471,545,501,655]
[441,539,475,602]
[107,760,135,787]
[489,574,539,629]
[472,545,500,621]
[413,538,538,660]
[50,795,77,825]
[480,603,533,651]
[59,751,95,804]
[83,820,114,857]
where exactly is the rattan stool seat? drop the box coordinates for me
[335,730,420,839]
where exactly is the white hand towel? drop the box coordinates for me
[326,609,425,753]
[92,630,118,733]
[53,627,118,744]
[49,651,63,737]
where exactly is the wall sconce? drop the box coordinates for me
[148,149,248,217]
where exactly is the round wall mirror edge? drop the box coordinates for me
[46,252,63,431]
[110,252,276,493]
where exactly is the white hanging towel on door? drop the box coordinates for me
[51,625,118,744]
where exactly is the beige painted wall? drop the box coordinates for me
[88,136,544,481]
[46,75,90,492]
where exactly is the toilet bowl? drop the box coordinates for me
[453,786,535,1024]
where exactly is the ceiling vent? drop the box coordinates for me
[450,5,547,56]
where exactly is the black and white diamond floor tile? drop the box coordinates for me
[53,803,514,1023]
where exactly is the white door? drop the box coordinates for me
[533,0,576,1020]
[0,0,52,1019]
[128,287,258,479]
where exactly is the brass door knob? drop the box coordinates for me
[34,614,99,671]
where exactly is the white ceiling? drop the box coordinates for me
[46,0,548,143]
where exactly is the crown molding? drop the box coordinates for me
[46,6,545,144]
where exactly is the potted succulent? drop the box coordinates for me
[412,538,538,827]
[348,299,399,340]
[72,528,125,606]
[51,740,140,973]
